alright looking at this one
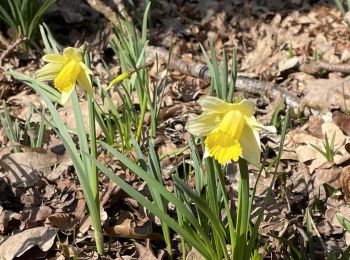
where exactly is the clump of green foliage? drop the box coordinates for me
[0,0,55,45]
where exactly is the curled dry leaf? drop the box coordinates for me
[300,77,350,112]
[0,151,58,188]
[333,111,350,136]
[134,240,160,260]
[104,211,160,240]
[45,212,79,231]
[0,227,56,260]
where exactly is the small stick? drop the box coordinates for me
[86,0,119,24]
[309,211,329,254]
[0,36,26,68]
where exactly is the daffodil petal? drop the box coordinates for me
[199,96,232,113]
[61,87,74,105]
[246,116,277,133]
[233,100,256,117]
[63,47,82,61]
[199,96,256,118]
[77,70,94,99]
[186,111,220,137]
[80,61,93,75]
[240,125,261,165]
[42,54,65,63]
[34,62,63,81]
[54,60,81,93]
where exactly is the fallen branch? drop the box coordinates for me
[300,61,350,75]
[146,46,300,108]
[0,37,26,68]
[86,0,119,24]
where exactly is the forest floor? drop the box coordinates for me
[1,0,350,259]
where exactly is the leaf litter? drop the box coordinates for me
[2,0,350,258]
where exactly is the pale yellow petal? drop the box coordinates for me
[199,96,232,113]
[54,60,81,93]
[34,63,63,81]
[77,69,94,99]
[80,61,93,75]
[240,125,261,165]
[246,116,277,133]
[199,96,255,117]
[186,112,220,137]
[63,47,82,61]
[61,87,74,105]
[42,54,65,63]
[233,100,256,117]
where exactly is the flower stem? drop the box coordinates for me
[234,158,249,259]
[84,50,104,255]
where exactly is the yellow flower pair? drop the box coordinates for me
[34,47,269,166]
[187,96,273,165]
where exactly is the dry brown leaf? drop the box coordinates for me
[45,213,79,231]
[104,211,156,239]
[47,156,73,181]
[7,91,44,121]
[20,206,52,224]
[340,165,350,199]
[286,121,350,173]
[333,111,350,136]
[186,247,204,260]
[325,198,350,235]
[134,241,160,260]
[0,151,57,188]
[313,168,341,190]
[300,77,350,112]
[0,227,56,260]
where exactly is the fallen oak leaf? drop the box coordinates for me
[0,227,56,260]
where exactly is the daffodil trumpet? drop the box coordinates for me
[187,96,274,165]
[34,47,94,104]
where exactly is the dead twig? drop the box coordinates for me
[146,46,300,108]
[112,0,132,21]
[0,36,26,68]
[85,0,119,24]
[300,61,350,75]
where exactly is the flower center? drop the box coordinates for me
[219,110,245,140]
[205,110,245,164]
[54,60,81,93]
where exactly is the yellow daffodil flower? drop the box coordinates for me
[187,96,274,165]
[34,47,94,104]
